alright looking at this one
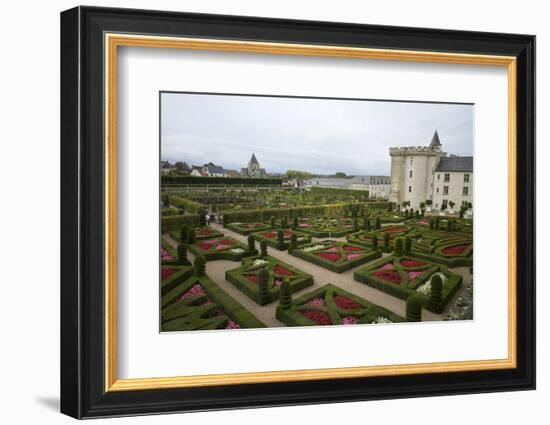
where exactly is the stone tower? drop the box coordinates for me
[247,153,261,177]
[388,131,443,209]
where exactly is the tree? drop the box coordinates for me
[449,201,456,210]
[394,237,403,256]
[290,233,298,250]
[247,235,255,252]
[258,268,270,305]
[427,274,443,313]
[260,240,268,257]
[426,199,433,206]
[406,295,423,322]
[286,170,313,184]
[186,228,196,244]
[279,279,293,309]
[177,243,187,262]
[194,255,206,276]
[277,229,285,250]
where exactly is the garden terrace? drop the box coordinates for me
[225,222,273,235]
[354,255,462,313]
[225,256,313,305]
[276,284,404,327]
[296,216,358,237]
[188,236,257,261]
[161,274,266,331]
[289,240,381,273]
[169,226,224,242]
[252,229,312,250]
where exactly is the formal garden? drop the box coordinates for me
[159,184,473,332]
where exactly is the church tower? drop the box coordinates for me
[247,153,261,177]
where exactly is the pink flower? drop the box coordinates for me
[408,271,423,280]
[225,320,241,329]
[307,297,325,307]
[341,316,358,325]
[347,253,363,260]
[381,263,394,270]
[215,243,233,251]
[181,283,205,299]
[160,247,173,260]
[325,246,339,252]
[273,279,283,287]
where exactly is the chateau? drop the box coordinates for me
[388,131,473,211]
[241,153,266,178]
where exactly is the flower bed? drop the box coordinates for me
[169,226,223,242]
[188,236,256,261]
[161,275,266,331]
[252,228,312,250]
[276,284,404,327]
[289,240,381,273]
[295,216,359,238]
[354,255,463,313]
[225,222,273,235]
[225,255,313,305]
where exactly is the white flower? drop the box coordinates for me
[372,316,393,324]
[230,248,245,254]
[252,259,268,267]
[416,272,447,295]
[302,244,327,252]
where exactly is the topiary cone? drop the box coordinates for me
[179,225,189,243]
[277,229,285,249]
[394,237,403,256]
[290,233,298,250]
[406,294,423,322]
[258,268,270,305]
[279,279,293,309]
[177,243,187,262]
[404,236,412,254]
[194,255,206,277]
[186,228,196,244]
[260,240,268,257]
[247,235,255,252]
[427,274,443,313]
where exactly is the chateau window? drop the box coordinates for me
[410,158,413,166]
[464,173,470,183]
[408,186,412,193]
[409,170,413,178]
[443,186,449,195]
[437,174,440,180]
[463,186,469,195]
[436,187,439,193]
[444,173,450,182]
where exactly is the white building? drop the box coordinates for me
[388,131,473,211]
[350,176,391,199]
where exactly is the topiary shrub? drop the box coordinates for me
[270,216,276,227]
[372,234,378,251]
[186,228,196,244]
[404,236,412,254]
[384,232,390,250]
[406,294,423,322]
[447,219,452,232]
[362,216,369,230]
[194,255,206,276]
[290,233,298,250]
[277,229,285,250]
[429,218,434,229]
[394,237,403,256]
[177,243,187,262]
[179,225,189,243]
[427,274,443,313]
[281,216,288,229]
[247,235,255,252]
[199,212,206,227]
[375,217,381,229]
[353,218,359,231]
[260,240,268,257]
[258,268,270,305]
[293,216,298,229]
[279,279,293,309]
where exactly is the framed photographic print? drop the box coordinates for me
[60,6,536,419]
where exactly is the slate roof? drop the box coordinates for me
[429,130,442,148]
[205,164,225,174]
[249,153,259,165]
[435,156,473,172]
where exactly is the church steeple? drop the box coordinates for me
[249,153,259,165]
[429,130,442,148]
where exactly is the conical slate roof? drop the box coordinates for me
[429,130,442,148]
[249,153,259,164]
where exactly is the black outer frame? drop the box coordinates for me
[60,6,535,419]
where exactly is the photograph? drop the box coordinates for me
[159,92,474,332]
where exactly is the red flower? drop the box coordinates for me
[400,259,427,267]
[372,270,402,284]
[302,310,332,325]
[197,239,217,250]
[283,230,293,237]
[161,268,178,280]
[316,252,341,262]
[273,265,293,276]
[219,239,234,245]
[343,245,362,252]
[198,227,212,235]
[244,274,258,284]
[382,226,407,232]
[442,244,468,255]
[333,295,362,310]
[262,232,277,239]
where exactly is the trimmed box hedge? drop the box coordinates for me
[289,240,381,273]
[225,255,313,305]
[161,274,266,331]
[169,226,224,242]
[295,216,359,238]
[160,266,194,297]
[276,283,404,326]
[252,229,312,251]
[225,222,273,235]
[188,236,257,261]
[354,255,463,313]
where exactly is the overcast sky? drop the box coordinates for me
[161,92,473,175]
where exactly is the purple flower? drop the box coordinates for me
[341,316,358,325]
